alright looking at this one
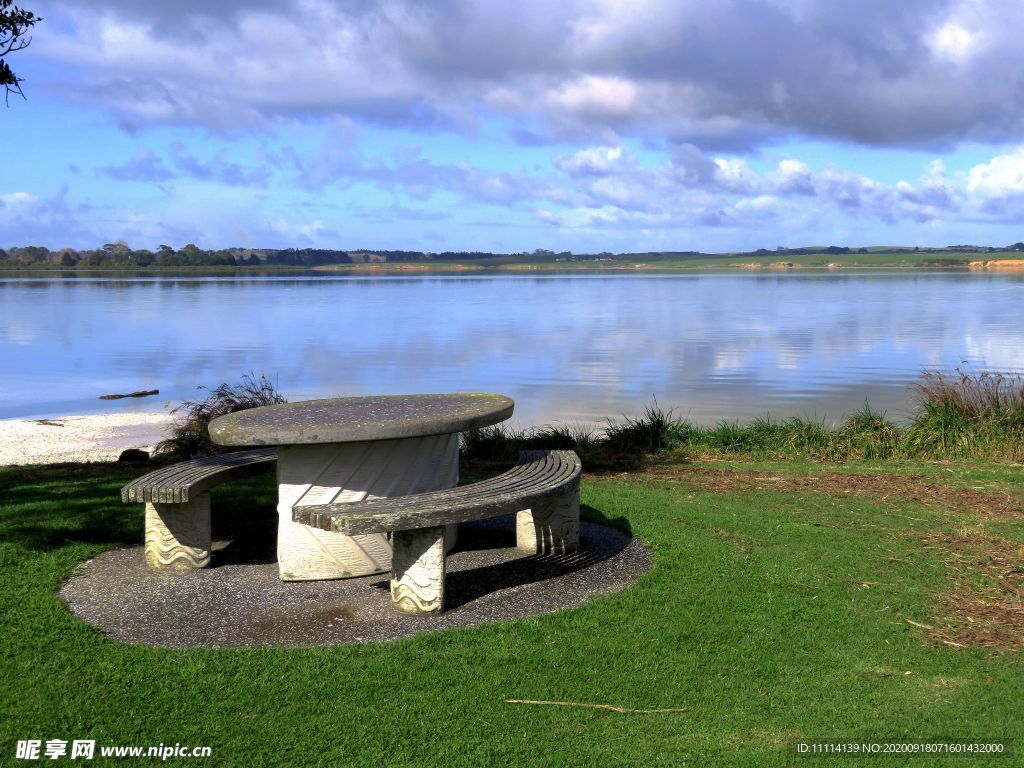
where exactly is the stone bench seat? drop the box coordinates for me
[292,449,582,613]
[122,448,277,569]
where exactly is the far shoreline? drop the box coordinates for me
[4,253,1024,276]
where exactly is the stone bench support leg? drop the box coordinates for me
[516,488,580,555]
[144,493,212,569]
[390,525,446,614]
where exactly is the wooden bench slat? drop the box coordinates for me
[345,449,570,512]
[289,449,562,528]
[121,448,277,504]
[293,450,580,535]
[293,449,570,524]
[123,462,188,501]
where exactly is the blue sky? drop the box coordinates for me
[4,0,1024,253]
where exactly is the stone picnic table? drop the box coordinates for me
[208,393,514,581]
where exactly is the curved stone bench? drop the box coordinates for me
[122,448,277,569]
[293,450,581,613]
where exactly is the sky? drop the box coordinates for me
[4,0,1024,254]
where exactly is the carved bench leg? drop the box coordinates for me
[390,525,446,614]
[144,493,212,570]
[516,486,580,555]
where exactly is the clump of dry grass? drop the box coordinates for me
[913,369,1024,421]
[156,373,286,459]
[906,369,1024,458]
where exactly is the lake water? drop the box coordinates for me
[1,271,1022,426]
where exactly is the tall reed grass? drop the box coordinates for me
[461,370,1024,466]
[905,370,1024,457]
[156,373,287,459]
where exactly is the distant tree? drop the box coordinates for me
[1,1,40,103]
[102,241,131,257]
[128,249,154,267]
[15,244,47,262]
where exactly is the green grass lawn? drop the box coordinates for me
[1,458,1021,766]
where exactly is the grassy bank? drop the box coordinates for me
[1,453,1022,765]
[463,372,1024,467]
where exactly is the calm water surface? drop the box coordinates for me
[1,271,1022,425]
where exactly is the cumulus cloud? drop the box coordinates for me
[167,144,271,187]
[31,0,1024,148]
[967,149,1024,199]
[554,146,625,175]
[501,142,1024,234]
[102,148,175,182]
[0,186,103,246]
[774,159,815,195]
[101,145,270,187]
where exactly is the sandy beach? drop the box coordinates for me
[0,412,175,466]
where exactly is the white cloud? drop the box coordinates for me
[967,149,1024,199]
[0,192,38,206]
[554,145,625,175]
[713,158,759,194]
[774,159,814,194]
[529,143,1024,233]
[545,76,638,118]
[927,22,976,64]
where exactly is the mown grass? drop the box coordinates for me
[463,371,1024,467]
[1,455,1022,766]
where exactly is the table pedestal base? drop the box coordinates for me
[276,433,459,581]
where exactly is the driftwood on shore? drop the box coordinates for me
[99,389,160,400]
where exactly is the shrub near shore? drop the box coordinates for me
[156,374,286,459]
[462,370,1024,467]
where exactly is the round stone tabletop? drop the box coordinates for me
[208,393,514,446]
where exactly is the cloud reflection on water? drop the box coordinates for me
[1,272,1022,424]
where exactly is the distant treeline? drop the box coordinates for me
[0,243,586,268]
[747,243,1024,257]
[2,241,1024,268]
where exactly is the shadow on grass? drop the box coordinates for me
[0,464,140,551]
[580,502,633,536]
[0,464,278,555]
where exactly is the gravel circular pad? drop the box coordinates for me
[61,518,651,649]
